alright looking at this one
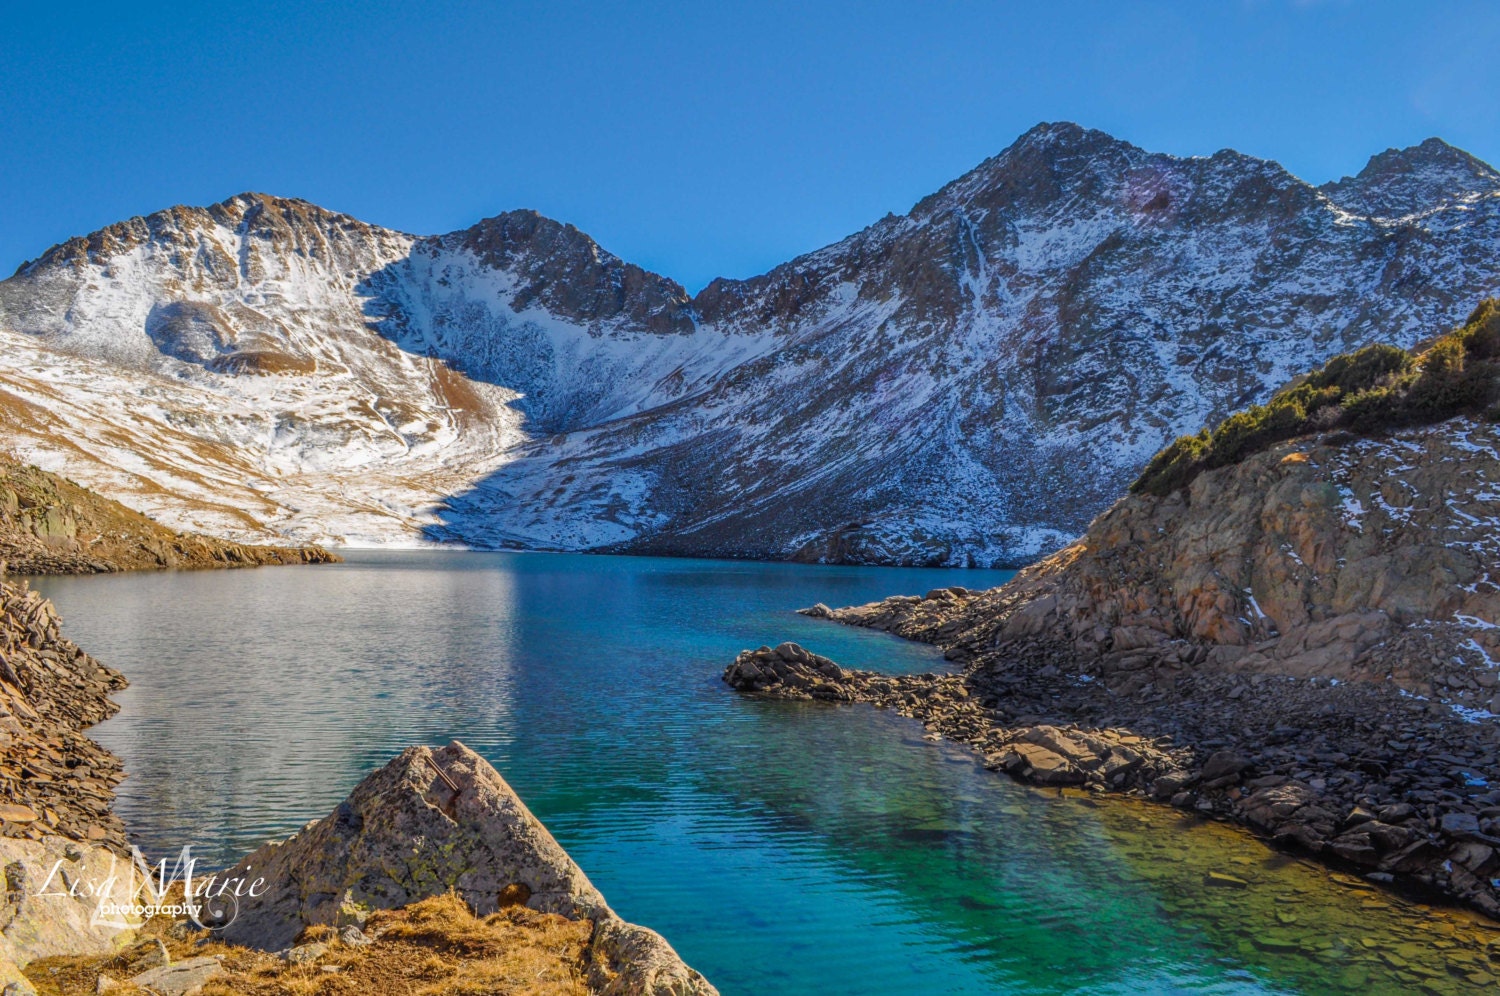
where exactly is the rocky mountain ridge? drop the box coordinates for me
[3,124,1500,563]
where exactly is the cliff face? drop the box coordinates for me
[2,126,1499,563]
[837,415,1500,708]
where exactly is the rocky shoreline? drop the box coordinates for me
[721,412,1500,922]
[720,591,1500,922]
[0,579,128,851]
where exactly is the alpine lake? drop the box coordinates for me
[35,551,1500,994]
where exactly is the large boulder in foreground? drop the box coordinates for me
[220,740,717,995]
[0,835,142,991]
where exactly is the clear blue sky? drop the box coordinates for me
[3,1,1498,292]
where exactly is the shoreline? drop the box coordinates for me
[722,593,1500,922]
[0,569,718,995]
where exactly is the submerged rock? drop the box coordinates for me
[219,740,717,995]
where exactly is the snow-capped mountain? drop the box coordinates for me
[2,123,1499,565]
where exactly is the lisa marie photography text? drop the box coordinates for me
[34,846,267,929]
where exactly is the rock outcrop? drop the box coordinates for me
[2,126,1499,564]
[827,416,1500,699]
[0,835,144,992]
[784,413,1500,917]
[220,741,717,995]
[722,643,867,701]
[0,456,337,575]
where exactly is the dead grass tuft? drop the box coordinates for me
[25,891,593,996]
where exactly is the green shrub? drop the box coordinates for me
[1456,300,1500,359]
[1407,337,1489,414]
[1339,384,1401,431]
[1133,429,1210,495]
[1130,299,1500,496]
[1305,343,1413,393]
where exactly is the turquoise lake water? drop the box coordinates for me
[35,552,1499,995]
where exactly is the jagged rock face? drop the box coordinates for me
[831,416,1500,711]
[1035,416,1500,703]
[1319,138,1500,218]
[2,126,1499,563]
[219,741,718,996]
[444,211,696,337]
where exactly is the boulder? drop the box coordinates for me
[1200,750,1251,784]
[127,957,224,996]
[0,836,140,971]
[1241,782,1317,833]
[280,942,326,964]
[1004,743,1086,786]
[218,741,716,996]
[722,644,864,702]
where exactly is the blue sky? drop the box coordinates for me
[3,1,1498,291]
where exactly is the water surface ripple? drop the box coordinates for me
[35,552,1500,994]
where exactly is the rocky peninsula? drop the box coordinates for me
[728,412,1500,922]
[727,308,1500,924]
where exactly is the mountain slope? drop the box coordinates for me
[0,452,337,574]
[2,124,1499,564]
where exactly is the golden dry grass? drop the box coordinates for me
[24,894,593,996]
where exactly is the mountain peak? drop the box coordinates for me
[909,121,1145,220]
[1319,137,1500,217]
[999,121,1141,165]
[1014,120,1090,146]
[440,209,696,334]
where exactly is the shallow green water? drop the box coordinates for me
[35,552,1500,994]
